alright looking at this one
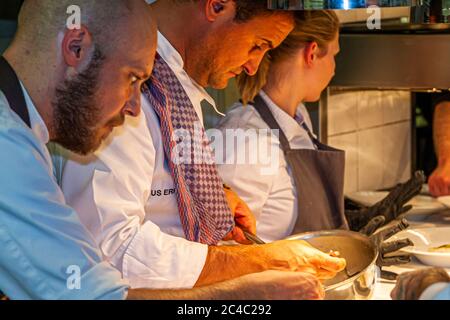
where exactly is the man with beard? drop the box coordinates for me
[0,0,326,300]
[55,0,346,290]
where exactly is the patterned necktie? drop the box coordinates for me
[142,53,234,245]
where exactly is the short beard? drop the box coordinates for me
[52,48,106,155]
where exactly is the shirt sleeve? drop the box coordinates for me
[58,107,208,289]
[420,282,450,300]
[0,121,128,300]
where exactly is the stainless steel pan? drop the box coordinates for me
[287,230,379,300]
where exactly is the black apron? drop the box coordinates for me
[0,56,31,128]
[0,56,30,300]
[253,95,348,233]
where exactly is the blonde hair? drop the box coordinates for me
[237,10,340,105]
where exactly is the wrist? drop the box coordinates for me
[418,271,450,298]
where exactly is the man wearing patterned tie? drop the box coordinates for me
[52,0,346,290]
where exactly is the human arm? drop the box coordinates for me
[195,240,346,287]
[429,101,450,196]
[391,268,450,300]
[128,270,324,300]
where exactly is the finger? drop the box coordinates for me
[359,216,385,236]
[379,254,412,267]
[312,255,347,273]
[315,268,338,280]
[232,228,253,245]
[381,238,414,254]
[234,208,257,234]
[296,266,319,276]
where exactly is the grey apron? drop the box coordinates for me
[253,95,348,233]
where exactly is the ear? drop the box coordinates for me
[61,25,94,70]
[204,0,235,22]
[303,42,319,68]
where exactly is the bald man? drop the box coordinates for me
[0,0,326,300]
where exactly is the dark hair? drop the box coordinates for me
[174,0,273,22]
[238,10,340,104]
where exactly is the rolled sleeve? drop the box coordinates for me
[123,222,208,289]
[420,282,450,300]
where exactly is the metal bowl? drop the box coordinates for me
[287,230,379,300]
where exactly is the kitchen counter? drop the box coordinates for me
[371,210,450,300]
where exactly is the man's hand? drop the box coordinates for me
[263,240,347,280]
[391,268,450,300]
[196,239,346,287]
[232,270,325,300]
[429,161,450,196]
[222,185,256,244]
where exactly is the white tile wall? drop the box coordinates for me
[358,91,384,130]
[382,122,411,187]
[328,91,359,136]
[327,90,412,193]
[382,91,411,124]
[357,127,385,191]
[328,133,359,193]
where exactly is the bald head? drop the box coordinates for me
[14,0,151,56]
[4,0,158,155]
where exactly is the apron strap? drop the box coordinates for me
[300,121,321,149]
[0,56,31,128]
[252,95,292,152]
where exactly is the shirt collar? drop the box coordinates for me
[20,82,50,145]
[259,90,310,144]
[156,31,223,117]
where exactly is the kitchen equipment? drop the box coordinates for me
[346,191,446,217]
[243,231,266,245]
[437,195,450,209]
[287,230,379,300]
[267,0,413,10]
[391,226,450,267]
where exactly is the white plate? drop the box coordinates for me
[437,196,450,209]
[346,191,446,216]
[390,227,450,268]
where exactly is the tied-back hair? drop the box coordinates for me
[237,10,340,105]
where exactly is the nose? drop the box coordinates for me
[123,87,142,117]
[242,53,266,76]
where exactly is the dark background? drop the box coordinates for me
[0,0,23,20]
[0,0,23,53]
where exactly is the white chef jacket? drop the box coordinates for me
[53,32,223,289]
[215,91,316,242]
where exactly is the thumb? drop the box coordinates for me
[314,254,347,272]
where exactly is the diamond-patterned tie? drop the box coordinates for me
[141,53,234,245]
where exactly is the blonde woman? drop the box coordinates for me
[216,11,423,268]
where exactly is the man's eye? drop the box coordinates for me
[131,75,139,84]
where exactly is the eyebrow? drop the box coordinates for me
[262,38,274,49]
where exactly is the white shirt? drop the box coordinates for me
[54,32,217,289]
[215,91,315,242]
